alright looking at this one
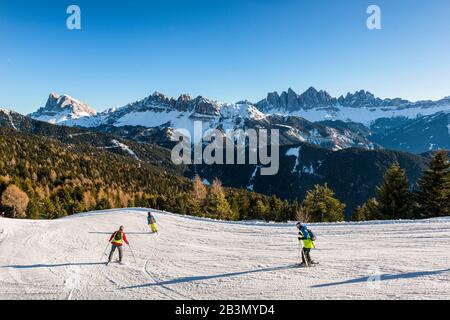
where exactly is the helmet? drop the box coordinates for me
[119,226,124,231]
[296,222,303,228]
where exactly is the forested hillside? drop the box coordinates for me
[0,129,300,221]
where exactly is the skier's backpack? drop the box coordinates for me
[307,229,316,241]
[114,231,123,242]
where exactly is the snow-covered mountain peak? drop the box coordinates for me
[177,93,192,103]
[190,96,221,117]
[46,93,96,115]
[220,101,266,122]
[29,93,97,124]
[0,107,12,114]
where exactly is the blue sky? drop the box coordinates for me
[0,0,449,114]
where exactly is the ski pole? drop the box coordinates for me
[127,244,137,263]
[102,242,111,260]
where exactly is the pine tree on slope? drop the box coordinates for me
[415,151,450,218]
[376,162,412,220]
[301,184,345,222]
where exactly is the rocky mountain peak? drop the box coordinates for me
[257,87,335,112]
[29,93,97,123]
[174,94,193,111]
[191,96,221,116]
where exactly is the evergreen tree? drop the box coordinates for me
[415,151,450,218]
[267,196,283,222]
[353,198,380,221]
[278,200,292,222]
[302,184,345,222]
[376,163,412,220]
[235,191,250,220]
[227,194,241,220]
[26,198,41,219]
[253,197,269,219]
[43,198,57,220]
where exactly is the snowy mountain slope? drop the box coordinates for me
[29,93,98,125]
[290,102,450,127]
[0,108,18,130]
[0,208,449,300]
[26,89,450,152]
[27,92,379,150]
[108,97,268,144]
[257,88,450,126]
[370,111,450,153]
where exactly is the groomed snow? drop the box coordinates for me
[0,209,449,300]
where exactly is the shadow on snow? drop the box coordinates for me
[121,264,299,290]
[0,262,106,269]
[89,232,151,235]
[310,268,450,288]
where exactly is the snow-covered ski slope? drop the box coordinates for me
[0,209,449,300]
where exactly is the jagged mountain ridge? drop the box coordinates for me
[28,91,381,151]
[26,88,450,153]
[256,88,450,128]
[257,87,450,113]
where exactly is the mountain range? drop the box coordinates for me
[28,88,450,153]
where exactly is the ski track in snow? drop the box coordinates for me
[0,210,449,300]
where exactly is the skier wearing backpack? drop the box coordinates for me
[107,226,129,265]
[296,222,317,266]
[147,212,158,234]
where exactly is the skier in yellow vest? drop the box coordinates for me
[147,212,158,234]
[297,222,318,266]
[107,226,129,265]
